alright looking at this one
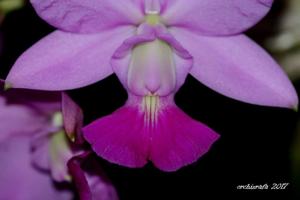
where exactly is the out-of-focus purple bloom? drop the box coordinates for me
[5,0,298,171]
[0,85,118,200]
[68,152,119,200]
[0,88,72,199]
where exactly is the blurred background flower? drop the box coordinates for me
[0,86,119,200]
[264,0,300,81]
[0,88,74,200]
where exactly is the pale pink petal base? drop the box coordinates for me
[83,103,219,171]
[112,23,193,95]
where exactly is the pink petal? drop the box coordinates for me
[155,25,193,89]
[62,93,84,143]
[83,97,219,171]
[161,0,273,36]
[30,0,144,33]
[31,132,51,170]
[0,87,62,170]
[68,153,119,200]
[6,26,135,90]
[83,106,149,168]
[0,94,47,142]
[171,28,298,109]
[149,103,219,171]
[68,156,92,200]
[0,137,72,200]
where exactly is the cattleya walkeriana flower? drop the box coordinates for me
[5,0,298,171]
[0,85,118,200]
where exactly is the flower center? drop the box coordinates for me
[128,39,176,96]
[144,0,161,25]
[143,95,159,127]
[145,14,160,25]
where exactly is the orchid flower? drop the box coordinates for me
[5,0,298,171]
[0,86,118,200]
[0,89,72,199]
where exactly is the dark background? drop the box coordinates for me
[0,1,299,199]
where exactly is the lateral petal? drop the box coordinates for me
[6,27,135,90]
[171,28,298,108]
